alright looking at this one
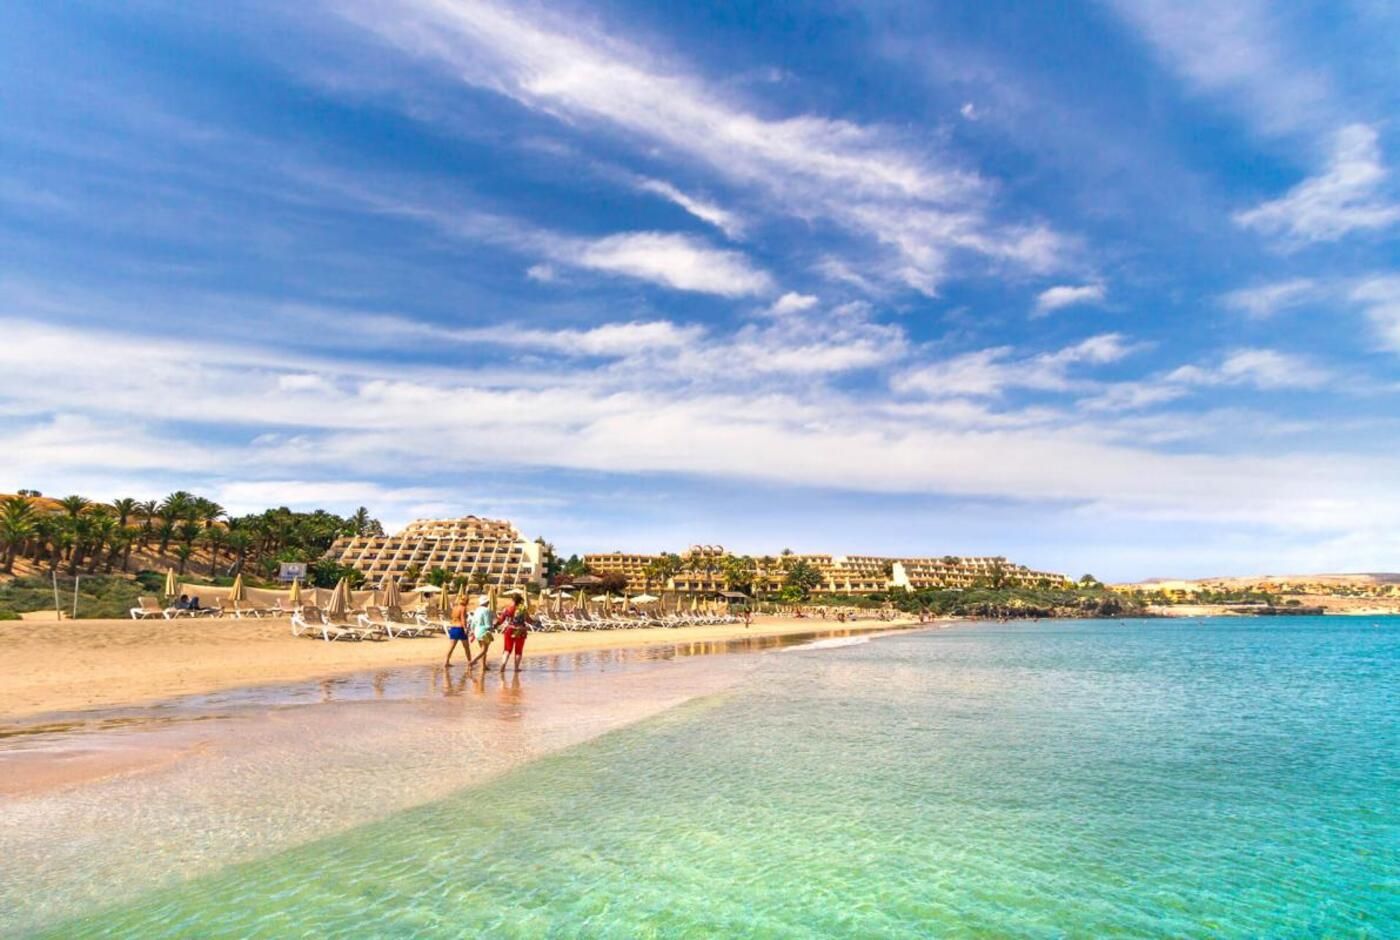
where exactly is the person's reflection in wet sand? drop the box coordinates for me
[442,669,471,697]
[497,672,524,721]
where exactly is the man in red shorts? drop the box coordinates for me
[495,592,534,674]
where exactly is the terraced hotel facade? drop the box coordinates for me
[586,545,1067,595]
[327,516,546,588]
[329,516,1066,595]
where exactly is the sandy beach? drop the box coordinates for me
[0,614,918,719]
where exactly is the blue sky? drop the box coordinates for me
[2,0,1398,580]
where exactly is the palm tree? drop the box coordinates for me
[224,529,252,576]
[87,513,117,574]
[722,555,756,594]
[52,522,75,573]
[109,497,139,530]
[175,544,195,576]
[201,527,226,575]
[191,497,225,530]
[65,515,94,575]
[0,495,37,573]
[112,526,140,572]
[29,515,59,569]
[156,492,191,551]
[58,494,90,520]
[176,519,202,551]
[349,506,372,536]
[135,500,158,548]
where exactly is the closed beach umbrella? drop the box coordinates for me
[163,568,177,597]
[382,577,401,611]
[288,578,302,607]
[230,573,247,606]
[326,578,349,620]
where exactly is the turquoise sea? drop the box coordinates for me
[28,617,1400,937]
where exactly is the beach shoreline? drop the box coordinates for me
[0,613,926,720]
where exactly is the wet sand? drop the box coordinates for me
[0,613,917,719]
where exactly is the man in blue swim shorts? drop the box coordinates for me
[444,593,472,668]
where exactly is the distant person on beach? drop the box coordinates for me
[743,609,752,629]
[444,594,472,668]
[468,595,495,672]
[496,593,533,674]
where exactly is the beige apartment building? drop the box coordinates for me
[327,516,545,588]
[584,545,1066,595]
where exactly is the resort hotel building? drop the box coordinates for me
[585,545,1067,596]
[327,514,1065,596]
[327,516,546,589]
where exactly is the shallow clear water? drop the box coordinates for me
[30,617,1400,937]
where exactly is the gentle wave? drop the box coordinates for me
[779,635,872,652]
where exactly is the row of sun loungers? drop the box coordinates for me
[283,604,742,641]
[128,596,294,620]
[533,611,741,632]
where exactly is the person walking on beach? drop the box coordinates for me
[496,593,533,674]
[444,594,472,668]
[468,595,495,673]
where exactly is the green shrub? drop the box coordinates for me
[0,609,19,620]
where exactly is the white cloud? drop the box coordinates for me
[1235,124,1400,242]
[294,167,769,297]
[571,231,773,297]
[277,373,336,393]
[894,333,1136,398]
[1167,348,1331,389]
[1351,276,1400,353]
[1034,282,1106,314]
[4,318,1400,540]
[766,292,819,316]
[637,178,744,239]
[1104,0,1333,137]
[1078,382,1188,413]
[334,0,1071,294]
[1220,278,1317,318]
[959,102,979,121]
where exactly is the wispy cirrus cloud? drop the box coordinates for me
[298,165,775,297]
[636,178,744,240]
[893,334,1137,398]
[1220,278,1318,318]
[1167,348,1332,390]
[1235,124,1400,243]
[1082,347,1335,415]
[1351,276,1400,353]
[331,0,1073,294]
[1103,0,1333,137]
